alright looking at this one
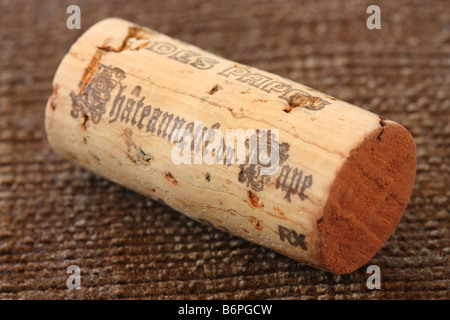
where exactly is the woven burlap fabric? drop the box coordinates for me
[0,0,448,300]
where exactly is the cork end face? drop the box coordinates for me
[319,120,416,274]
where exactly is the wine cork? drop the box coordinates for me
[45,18,416,274]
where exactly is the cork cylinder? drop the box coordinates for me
[45,18,416,274]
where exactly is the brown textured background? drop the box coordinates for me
[0,0,448,300]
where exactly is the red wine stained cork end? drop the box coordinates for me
[319,119,416,274]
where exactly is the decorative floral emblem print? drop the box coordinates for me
[70,64,126,124]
